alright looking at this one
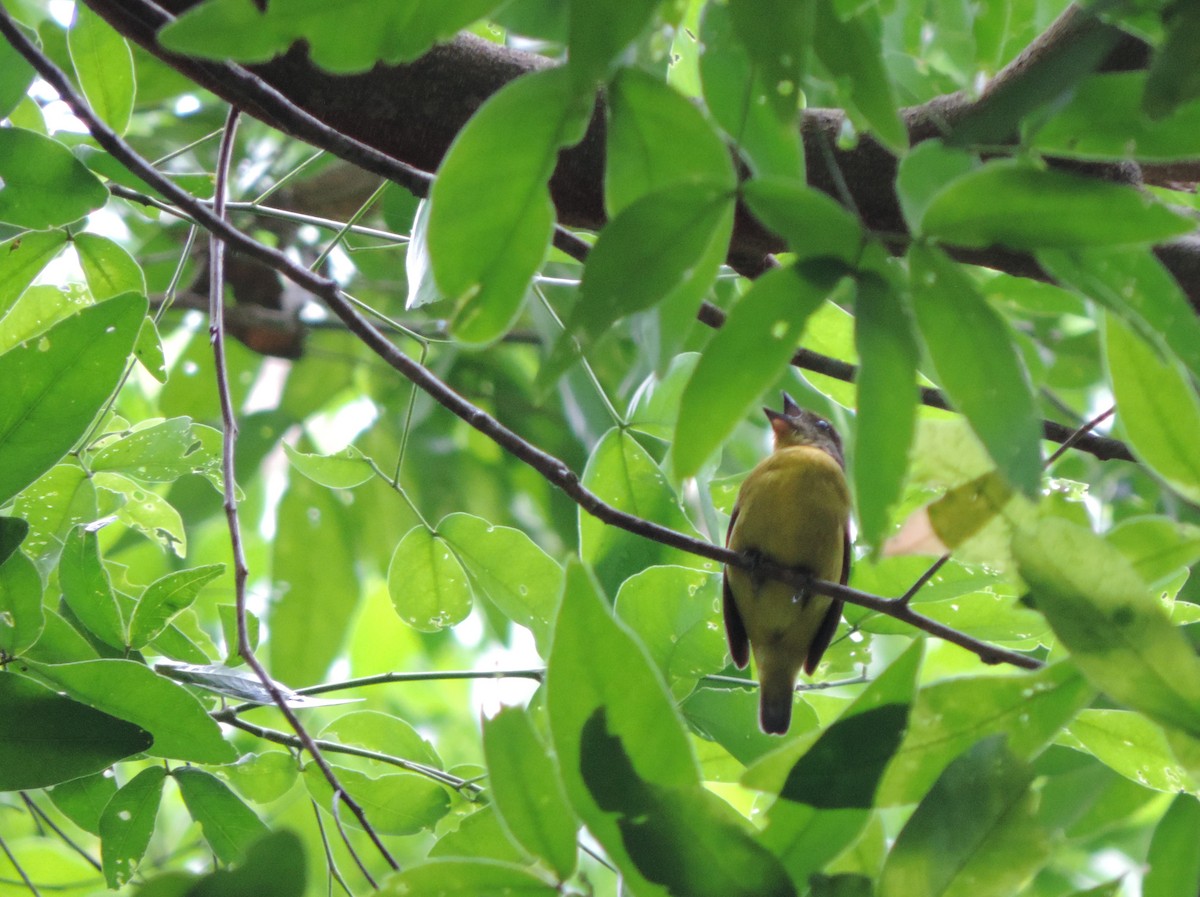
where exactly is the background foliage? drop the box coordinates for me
[2,1,1200,896]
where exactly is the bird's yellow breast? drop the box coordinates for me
[728,445,849,582]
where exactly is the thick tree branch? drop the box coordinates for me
[83,0,1200,306]
[0,11,1039,674]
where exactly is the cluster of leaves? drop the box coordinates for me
[2,1,1200,896]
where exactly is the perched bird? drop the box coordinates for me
[723,394,852,734]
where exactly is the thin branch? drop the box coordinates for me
[0,833,41,897]
[220,717,480,794]
[0,13,1037,674]
[696,300,1136,463]
[18,795,102,873]
[206,106,398,870]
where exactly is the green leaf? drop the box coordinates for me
[614,566,727,699]
[0,292,147,506]
[319,710,443,772]
[388,524,473,632]
[0,516,27,566]
[579,429,712,595]
[100,767,165,888]
[1039,245,1200,382]
[282,442,374,488]
[160,0,505,72]
[1014,516,1200,740]
[482,706,579,879]
[578,707,797,897]
[429,68,590,345]
[853,272,918,550]
[94,471,187,557]
[908,245,1041,496]
[29,658,236,763]
[89,416,223,487]
[437,512,563,655]
[922,161,1193,250]
[0,546,43,656]
[270,474,360,685]
[0,128,109,229]
[555,181,733,362]
[1067,709,1198,793]
[1144,794,1200,897]
[134,830,307,896]
[1107,516,1200,590]
[0,23,34,119]
[673,264,837,479]
[220,751,298,805]
[59,524,126,649]
[174,768,270,865]
[69,3,135,135]
[0,229,68,317]
[378,860,559,897]
[74,232,146,300]
[878,737,1050,897]
[1104,314,1200,504]
[1143,5,1200,119]
[304,764,451,835]
[48,771,117,835]
[547,560,696,897]
[1034,72,1200,161]
[878,662,1093,805]
[741,178,864,263]
[944,23,1120,148]
[606,68,735,215]
[566,0,659,87]
[699,3,805,178]
[896,141,979,233]
[683,686,819,769]
[746,641,923,808]
[129,565,225,649]
[758,803,870,889]
[813,0,906,152]
[726,0,811,121]
[0,671,152,790]
[430,806,530,863]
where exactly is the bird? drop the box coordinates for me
[723,393,852,734]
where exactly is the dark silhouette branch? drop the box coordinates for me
[0,12,1040,674]
[82,0,1200,307]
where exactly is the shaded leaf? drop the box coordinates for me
[879,737,1050,897]
[29,658,236,763]
[0,670,152,790]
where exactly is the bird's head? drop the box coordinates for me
[763,393,845,469]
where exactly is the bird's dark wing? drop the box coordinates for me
[723,505,750,668]
[803,524,852,675]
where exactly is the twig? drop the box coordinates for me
[220,717,480,794]
[0,833,41,897]
[206,106,396,869]
[696,301,1136,462]
[0,12,1037,673]
[18,794,102,873]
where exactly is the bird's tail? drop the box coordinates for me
[758,663,796,735]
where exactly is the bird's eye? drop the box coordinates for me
[815,419,831,431]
